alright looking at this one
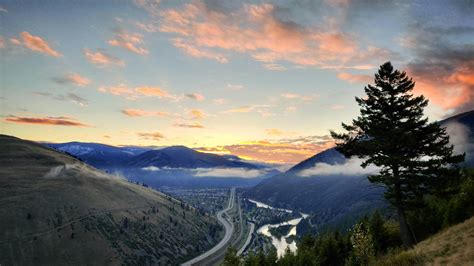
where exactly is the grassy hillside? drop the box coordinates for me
[0,134,221,265]
[376,216,474,265]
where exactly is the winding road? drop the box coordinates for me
[182,188,236,266]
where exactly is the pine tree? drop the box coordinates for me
[331,62,464,248]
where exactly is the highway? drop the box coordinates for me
[182,188,236,266]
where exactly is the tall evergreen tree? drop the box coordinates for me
[330,62,464,248]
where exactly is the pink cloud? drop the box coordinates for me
[84,48,125,67]
[108,29,149,55]
[155,1,392,69]
[337,72,373,84]
[14,31,62,57]
[53,73,91,87]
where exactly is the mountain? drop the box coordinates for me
[47,141,151,168]
[245,110,474,231]
[46,142,278,188]
[124,145,261,169]
[0,135,221,265]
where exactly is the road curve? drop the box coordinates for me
[182,188,236,266]
[237,222,254,256]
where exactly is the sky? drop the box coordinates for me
[0,0,473,164]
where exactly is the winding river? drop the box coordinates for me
[249,199,309,258]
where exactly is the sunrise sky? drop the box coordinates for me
[1,0,473,163]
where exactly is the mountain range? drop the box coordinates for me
[46,142,279,188]
[245,110,474,231]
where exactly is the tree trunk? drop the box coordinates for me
[393,165,416,248]
[397,206,415,248]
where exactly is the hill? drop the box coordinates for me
[0,135,221,265]
[377,216,474,265]
[245,110,474,231]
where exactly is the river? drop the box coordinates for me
[249,199,309,258]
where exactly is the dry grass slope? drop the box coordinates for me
[374,216,474,266]
[0,134,221,265]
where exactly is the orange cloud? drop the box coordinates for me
[135,86,176,99]
[188,109,207,120]
[15,31,62,57]
[99,85,177,100]
[5,115,89,127]
[53,73,91,87]
[137,132,165,141]
[108,29,149,55]
[156,1,392,69]
[337,72,373,84]
[265,128,284,136]
[84,48,124,67]
[408,60,474,111]
[198,135,334,164]
[122,108,169,117]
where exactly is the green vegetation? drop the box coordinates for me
[331,62,464,247]
[269,225,293,239]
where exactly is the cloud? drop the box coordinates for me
[137,132,165,141]
[172,38,228,63]
[198,135,334,163]
[298,157,379,177]
[400,10,474,114]
[266,128,284,136]
[280,93,315,102]
[135,21,159,32]
[135,86,176,99]
[34,92,88,107]
[84,48,125,67]
[337,72,372,84]
[5,115,90,127]
[188,109,207,120]
[194,167,268,178]
[213,98,226,105]
[173,122,204,128]
[444,121,474,156]
[227,83,244,90]
[186,93,205,101]
[122,108,169,117]
[142,166,160,171]
[330,104,345,110]
[13,31,62,57]
[52,73,91,87]
[99,84,177,100]
[262,63,286,71]
[98,84,136,99]
[140,165,269,178]
[154,1,393,69]
[108,28,149,55]
[0,5,7,12]
[223,104,271,115]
